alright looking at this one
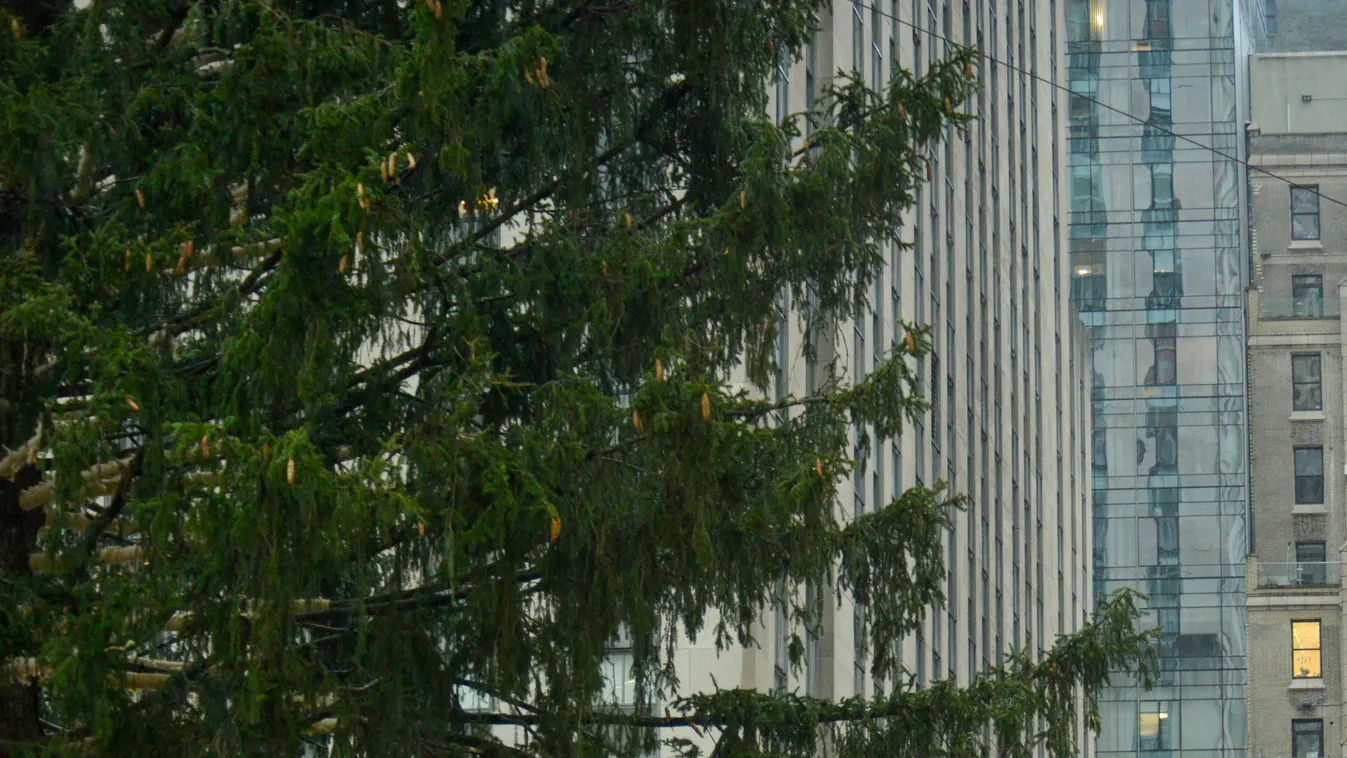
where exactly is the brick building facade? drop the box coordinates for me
[1246,50,1347,758]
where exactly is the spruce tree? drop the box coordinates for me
[0,1,1154,755]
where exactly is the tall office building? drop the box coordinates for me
[1065,2,1267,757]
[765,0,1092,701]
[590,1,1096,755]
[478,4,1097,755]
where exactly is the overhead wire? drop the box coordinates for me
[852,0,1347,212]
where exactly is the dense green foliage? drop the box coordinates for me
[0,0,1154,756]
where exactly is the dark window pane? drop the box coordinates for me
[1293,276,1325,316]
[1297,542,1327,563]
[1297,542,1328,585]
[1295,447,1325,504]
[1293,354,1324,411]
[1293,354,1323,383]
[1293,719,1323,758]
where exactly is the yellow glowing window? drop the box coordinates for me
[1293,620,1322,679]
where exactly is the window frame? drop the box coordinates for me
[1292,353,1324,412]
[1292,620,1322,680]
[1292,185,1321,241]
[1292,274,1325,318]
[1295,446,1326,505]
[1138,702,1171,751]
[1293,718,1324,758]
[1297,541,1328,585]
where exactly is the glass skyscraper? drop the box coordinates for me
[1065,2,1265,757]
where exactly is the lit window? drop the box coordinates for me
[1293,620,1322,679]
[1139,702,1170,750]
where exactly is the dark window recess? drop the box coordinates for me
[1145,0,1171,38]
[1175,633,1220,658]
[1297,542,1328,585]
[1293,186,1321,241]
[1295,447,1325,505]
[1293,275,1324,317]
[1293,354,1324,412]
[1145,322,1177,386]
[1293,719,1323,758]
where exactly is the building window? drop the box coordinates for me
[1292,186,1321,240]
[1293,275,1324,317]
[1072,260,1106,312]
[1146,322,1177,386]
[1293,621,1322,679]
[603,627,637,705]
[1293,354,1323,412]
[1297,541,1328,585]
[1295,447,1325,505]
[1139,703,1171,751]
[1150,163,1174,209]
[1293,719,1324,758]
[1145,0,1172,39]
[852,1,864,76]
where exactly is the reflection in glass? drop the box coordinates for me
[1144,0,1171,40]
[1148,249,1181,310]
[1070,162,1107,238]
[1145,323,1177,386]
[1293,720,1323,758]
[1139,702,1171,751]
[1151,163,1175,209]
[1073,267,1106,312]
[1292,354,1323,411]
[1293,274,1324,317]
[1146,409,1178,476]
[1296,541,1328,585]
[1292,186,1321,241]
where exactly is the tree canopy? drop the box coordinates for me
[0,0,1154,756]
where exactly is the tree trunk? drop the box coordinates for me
[0,462,46,754]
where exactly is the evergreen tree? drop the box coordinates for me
[0,1,1154,755]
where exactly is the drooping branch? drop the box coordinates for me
[0,431,42,481]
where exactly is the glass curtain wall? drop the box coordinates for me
[1065,1,1250,757]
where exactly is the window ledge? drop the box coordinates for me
[1290,677,1326,691]
[1292,411,1327,421]
[1288,240,1325,252]
[1294,504,1329,515]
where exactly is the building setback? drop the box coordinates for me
[1245,49,1347,758]
[1065,1,1266,757]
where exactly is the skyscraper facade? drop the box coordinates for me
[483,3,1099,755]
[658,0,1094,745]
[1244,49,1347,758]
[1065,2,1266,756]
